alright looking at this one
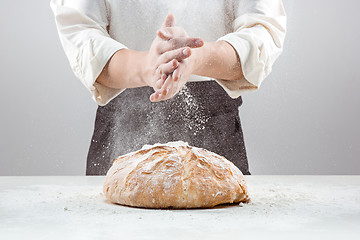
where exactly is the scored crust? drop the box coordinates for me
[103,142,250,208]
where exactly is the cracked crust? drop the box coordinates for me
[103,143,250,208]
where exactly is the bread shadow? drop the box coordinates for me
[104,199,245,211]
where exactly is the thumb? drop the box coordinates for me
[162,13,176,28]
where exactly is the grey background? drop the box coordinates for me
[0,0,359,175]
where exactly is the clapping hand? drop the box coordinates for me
[147,14,204,102]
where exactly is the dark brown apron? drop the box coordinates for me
[86,81,250,175]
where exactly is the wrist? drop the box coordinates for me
[138,51,153,86]
[190,45,204,75]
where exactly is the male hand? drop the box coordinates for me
[149,15,203,102]
[145,14,203,101]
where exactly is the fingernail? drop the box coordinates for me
[195,39,203,46]
[183,48,190,56]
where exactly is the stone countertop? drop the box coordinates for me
[1,175,359,240]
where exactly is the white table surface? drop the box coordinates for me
[1,176,359,240]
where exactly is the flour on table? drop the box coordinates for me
[1,176,360,238]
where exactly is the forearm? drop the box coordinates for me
[191,41,243,80]
[96,49,150,89]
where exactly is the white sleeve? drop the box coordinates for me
[215,0,287,98]
[50,0,127,106]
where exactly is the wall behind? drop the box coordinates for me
[0,0,359,175]
[241,0,360,174]
[0,1,97,175]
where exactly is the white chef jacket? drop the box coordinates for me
[50,0,286,106]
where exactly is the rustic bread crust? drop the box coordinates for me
[103,143,250,208]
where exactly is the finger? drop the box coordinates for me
[172,67,180,82]
[162,14,176,28]
[151,75,173,102]
[157,59,178,75]
[154,74,167,90]
[157,47,191,66]
[154,79,162,91]
[152,75,171,102]
[150,89,164,102]
[159,65,187,100]
[159,74,176,98]
[153,90,170,102]
[150,93,155,102]
[150,68,161,90]
[157,37,204,54]
[157,27,188,39]
[157,29,172,40]
[149,91,158,102]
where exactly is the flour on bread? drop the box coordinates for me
[104,142,250,209]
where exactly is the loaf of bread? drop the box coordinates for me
[103,141,250,208]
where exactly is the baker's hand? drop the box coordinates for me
[150,17,203,102]
[150,54,194,102]
[145,14,203,93]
